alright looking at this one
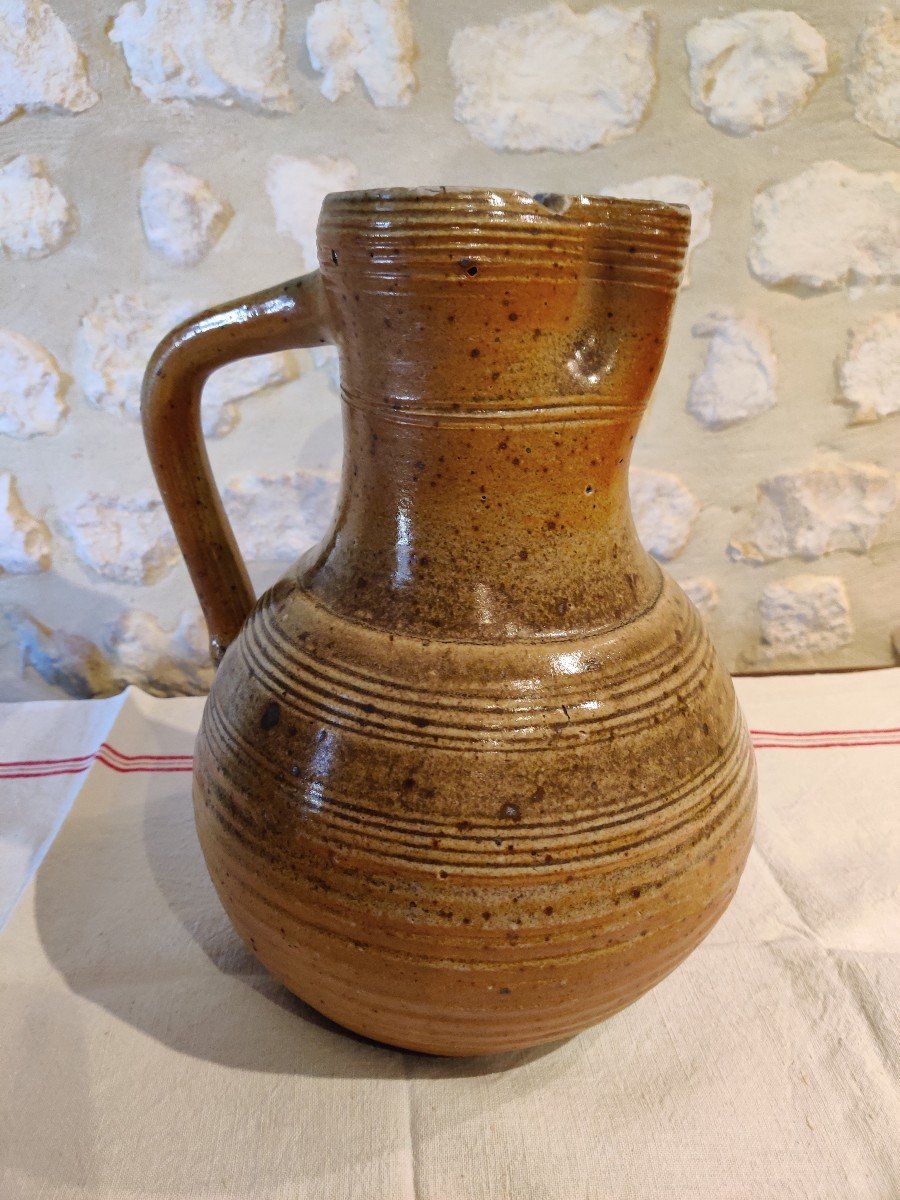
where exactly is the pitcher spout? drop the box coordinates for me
[317,187,690,423]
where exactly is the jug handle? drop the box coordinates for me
[141,272,333,666]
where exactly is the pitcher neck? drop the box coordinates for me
[295,187,688,640]
[299,404,660,641]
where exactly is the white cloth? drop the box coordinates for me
[0,673,898,1199]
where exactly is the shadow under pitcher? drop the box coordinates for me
[141,188,756,1057]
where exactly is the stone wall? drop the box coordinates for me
[1,0,898,699]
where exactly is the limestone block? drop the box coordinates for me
[5,607,117,697]
[60,492,178,584]
[629,467,700,561]
[223,469,339,561]
[838,313,900,424]
[729,455,897,563]
[73,292,194,420]
[139,158,231,266]
[449,3,657,152]
[685,10,827,136]
[0,472,51,574]
[0,155,74,259]
[848,8,900,145]
[687,311,777,429]
[109,0,293,111]
[0,330,66,438]
[74,291,295,438]
[105,608,213,695]
[759,575,853,655]
[748,161,900,290]
[603,175,712,284]
[266,155,359,272]
[307,0,415,107]
[0,0,97,123]
[679,577,719,622]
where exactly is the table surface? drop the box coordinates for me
[1,671,898,1199]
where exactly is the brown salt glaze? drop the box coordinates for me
[142,189,757,1056]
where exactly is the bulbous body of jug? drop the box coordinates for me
[143,189,756,1056]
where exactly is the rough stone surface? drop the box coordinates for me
[838,313,900,424]
[0,0,98,123]
[266,155,359,271]
[847,8,900,145]
[73,292,194,421]
[4,604,215,698]
[629,467,700,561]
[73,290,291,438]
[203,351,299,438]
[748,161,900,290]
[603,175,712,285]
[0,472,51,575]
[729,455,898,563]
[0,154,74,259]
[0,5,897,689]
[679,576,719,622]
[685,10,827,136]
[449,3,657,152]
[0,330,66,438]
[223,470,339,561]
[139,157,231,266]
[109,0,293,111]
[759,575,853,655]
[105,607,213,695]
[307,0,415,107]
[4,606,117,697]
[687,310,777,429]
[60,492,178,584]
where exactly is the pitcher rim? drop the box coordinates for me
[319,185,691,227]
[317,187,690,292]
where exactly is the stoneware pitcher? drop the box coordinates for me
[142,188,757,1056]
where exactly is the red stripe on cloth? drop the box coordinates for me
[0,764,98,781]
[0,741,193,778]
[0,749,189,771]
[0,751,98,769]
[749,726,900,738]
[753,739,900,749]
[0,759,194,780]
[2,729,900,781]
[98,742,193,763]
[95,755,193,775]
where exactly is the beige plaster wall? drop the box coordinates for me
[0,0,898,700]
